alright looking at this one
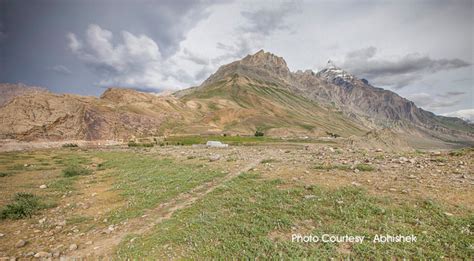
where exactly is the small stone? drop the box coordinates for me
[408,175,416,179]
[69,244,78,251]
[39,185,47,189]
[399,157,408,163]
[209,154,221,162]
[444,212,454,217]
[304,195,316,199]
[15,240,26,248]
[353,169,360,173]
[24,252,35,257]
[375,148,383,152]
[0,233,4,237]
[85,241,93,245]
[351,181,361,187]
[34,252,51,258]
[389,188,397,192]
[39,217,46,224]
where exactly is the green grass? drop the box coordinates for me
[62,165,92,177]
[128,141,154,147]
[261,159,279,164]
[163,135,280,146]
[0,193,53,219]
[0,172,10,177]
[49,177,77,192]
[313,164,351,171]
[66,215,93,225]
[117,173,473,259]
[355,163,375,172]
[95,152,226,223]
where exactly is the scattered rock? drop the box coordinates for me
[444,212,454,217]
[39,184,47,189]
[69,244,78,251]
[24,252,35,257]
[375,148,383,152]
[398,157,408,163]
[353,169,360,173]
[15,240,26,248]
[0,233,4,237]
[34,252,51,258]
[408,175,417,179]
[351,181,361,187]
[304,195,316,199]
[39,217,46,224]
[209,154,221,162]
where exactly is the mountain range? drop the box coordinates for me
[0,50,472,148]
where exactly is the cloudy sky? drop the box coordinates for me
[0,0,472,119]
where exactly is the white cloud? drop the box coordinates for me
[443,109,474,123]
[67,24,187,90]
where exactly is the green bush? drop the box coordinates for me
[0,193,42,219]
[326,132,340,138]
[62,165,92,177]
[355,163,375,172]
[0,172,9,177]
[254,130,264,137]
[62,143,79,148]
[128,141,154,147]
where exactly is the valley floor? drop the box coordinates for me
[0,141,472,259]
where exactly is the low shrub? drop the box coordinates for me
[355,163,375,172]
[0,193,42,219]
[128,141,154,147]
[62,165,92,177]
[62,143,79,148]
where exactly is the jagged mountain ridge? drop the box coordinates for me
[0,50,472,148]
[191,50,473,146]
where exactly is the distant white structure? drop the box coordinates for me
[206,141,229,148]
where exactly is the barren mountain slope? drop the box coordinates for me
[0,87,193,141]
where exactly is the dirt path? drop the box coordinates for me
[70,157,263,259]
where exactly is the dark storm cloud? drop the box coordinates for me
[342,47,471,89]
[240,1,302,36]
[438,91,466,98]
[48,65,72,75]
[0,22,6,42]
[407,92,462,109]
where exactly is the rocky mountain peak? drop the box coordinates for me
[316,61,357,88]
[241,49,290,75]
